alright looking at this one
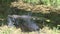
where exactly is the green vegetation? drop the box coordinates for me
[23,0,60,6]
[23,0,40,4]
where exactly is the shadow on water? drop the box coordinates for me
[0,0,18,26]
